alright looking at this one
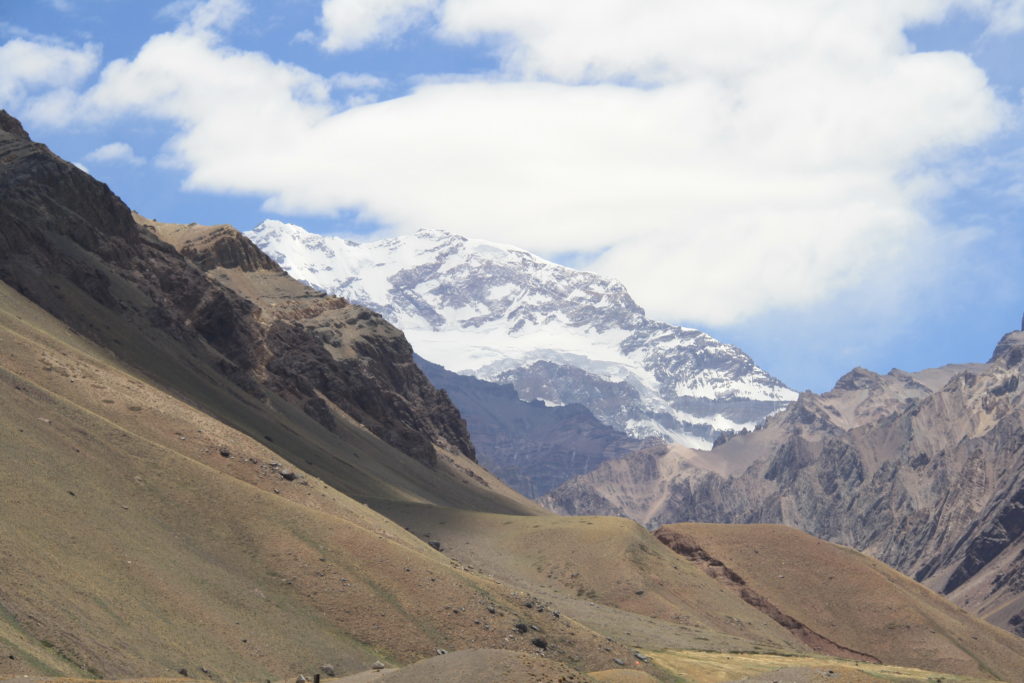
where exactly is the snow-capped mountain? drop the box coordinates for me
[247,220,796,448]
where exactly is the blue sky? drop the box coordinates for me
[2,0,1024,392]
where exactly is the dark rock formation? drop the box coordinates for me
[174,223,283,273]
[0,110,473,468]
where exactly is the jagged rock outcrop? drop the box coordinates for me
[0,111,473,468]
[545,346,1024,634]
[170,222,282,273]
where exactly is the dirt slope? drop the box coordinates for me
[375,503,813,656]
[0,280,656,680]
[340,648,593,682]
[656,523,1024,681]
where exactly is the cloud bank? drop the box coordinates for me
[4,0,1021,327]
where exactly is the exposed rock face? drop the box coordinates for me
[0,110,29,140]
[170,222,282,273]
[247,220,796,449]
[0,111,473,468]
[545,347,1024,633]
[415,355,649,497]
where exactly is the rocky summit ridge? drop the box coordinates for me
[248,219,796,448]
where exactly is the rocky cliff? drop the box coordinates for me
[545,340,1024,634]
[0,111,473,470]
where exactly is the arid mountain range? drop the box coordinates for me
[546,344,1024,637]
[3,110,1024,682]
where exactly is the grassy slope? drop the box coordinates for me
[0,281,656,680]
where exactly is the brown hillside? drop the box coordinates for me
[0,280,655,680]
[375,503,812,655]
[4,111,1024,683]
[0,112,532,517]
[656,523,1024,681]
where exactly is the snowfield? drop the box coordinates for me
[248,220,796,448]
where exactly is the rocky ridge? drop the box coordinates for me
[0,111,473,469]
[247,220,796,449]
[544,337,1024,634]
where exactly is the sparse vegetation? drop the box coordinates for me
[2,113,1024,683]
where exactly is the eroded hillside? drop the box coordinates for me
[546,345,1024,636]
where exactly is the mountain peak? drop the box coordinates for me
[414,227,461,239]
[248,221,796,448]
[832,367,882,392]
[990,330,1024,366]
[253,218,316,237]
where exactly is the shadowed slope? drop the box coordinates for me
[0,280,652,680]
[415,354,647,497]
[0,110,534,516]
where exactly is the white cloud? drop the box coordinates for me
[0,37,99,107]
[331,71,387,90]
[84,142,146,165]
[437,0,964,83]
[320,0,438,51]
[158,0,249,34]
[344,93,379,108]
[22,0,1017,326]
[72,161,89,173]
[984,0,1024,32]
[293,29,317,44]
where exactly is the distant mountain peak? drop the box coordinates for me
[414,226,461,239]
[991,330,1024,366]
[248,220,796,448]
